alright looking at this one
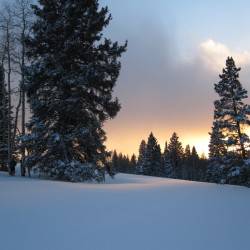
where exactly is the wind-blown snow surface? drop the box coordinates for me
[0,172,250,250]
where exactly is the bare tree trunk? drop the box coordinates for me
[0,5,14,175]
[0,62,8,171]
[14,0,33,176]
[21,72,25,175]
[6,23,13,175]
[20,10,26,176]
[12,88,21,147]
[237,120,246,159]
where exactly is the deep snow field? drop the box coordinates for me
[0,171,250,250]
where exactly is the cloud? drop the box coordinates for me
[199,39,250,71]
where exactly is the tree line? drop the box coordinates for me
[111,132,208,181]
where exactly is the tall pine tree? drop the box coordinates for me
[143,132,162,176]
[214,57,250,159]
[208,121,227,160]
[162,141,173,177]
[182,144,191,179]
[207,121,229,183]
[137,139,147,174]
[130,154,137,173]
[184,145,191,160]
[168,132,184,178]
[207,57,250,185]
[191,146,199,180]
[22,0,127,181]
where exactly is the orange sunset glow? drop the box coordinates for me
[105,124,211,157]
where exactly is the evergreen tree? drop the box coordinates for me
[199,153,208,181]
[191,146,199,180]
[117,153,124,172]
[214,57,250,159]
[143,132,162,176]
[119,154,130,173]
[208,121,227,159]
[168,132,184,178]
[111,150,119,173]
[130,154,137,173]
[0,64,8,171]
[207,57,250,185]
[184,145,191,159]
[137,140,147,174]
[183,144,191,179]
[162,141,173,177]
[191,146,199,160]
[124,155,130,173]
[207,121,228,183]
[22,0,127,181]
[200,153,207,160]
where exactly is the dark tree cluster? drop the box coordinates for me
[111,150,137,174]
[112,132,208,182]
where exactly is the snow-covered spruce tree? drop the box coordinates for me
[162,141,173,177]
[143,132,162,177]
[206,122,228,183]
[0,64,9,171]
[209,57,250,185]
[208,121,227,160]
[22,0,127,182]
[136,139,147,174]
[168,132,184,178]
[214,57,250,159]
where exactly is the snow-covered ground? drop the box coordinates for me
[0,172,250,250]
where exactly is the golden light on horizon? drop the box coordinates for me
[105,122,250,158]
[105,122,211,157]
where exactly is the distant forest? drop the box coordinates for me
[111,132,207,182]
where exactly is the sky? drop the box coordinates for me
[100,0,250,156]
[2,0,250,157]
